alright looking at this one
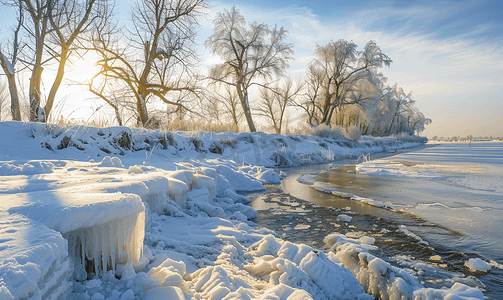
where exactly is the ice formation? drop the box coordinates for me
[465,258,491,273]
[325,233,485,300]
[65,212,145,278]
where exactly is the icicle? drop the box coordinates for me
[64,212,145,277]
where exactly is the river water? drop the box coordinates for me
[249,142,503,299]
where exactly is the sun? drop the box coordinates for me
[67,53,100,84]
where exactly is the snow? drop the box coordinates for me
[0,213,71,300]
[464,258,491,273]
[1,53,14,74]
[325,232,485,300]
[0,121,485,299]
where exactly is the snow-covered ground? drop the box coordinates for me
[0,121,485,299]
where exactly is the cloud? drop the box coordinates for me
[199,0,503,137]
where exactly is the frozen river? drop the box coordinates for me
[342,141,503,261]
[250,141,503,299]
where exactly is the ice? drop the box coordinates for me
[166,178,189,208]
[192,174,216,203]
[325,232,485,300]
[398,225,429,245]
[337,214,353,223]
[464,258,491,273]
[65,212,145,277]
[294,224,311,230]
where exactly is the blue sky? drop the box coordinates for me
[1,0,502,138]
[201,0,503,138]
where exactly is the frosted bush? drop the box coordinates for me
[345,126,362,141]
[299,124,345,140]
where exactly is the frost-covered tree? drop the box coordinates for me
[0,2,23,121]
[90,0,206,128]
[300,40,391,127]
[256,79,303,134]
[205,6,294,132]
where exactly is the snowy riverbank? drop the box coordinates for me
[0,121,484,299]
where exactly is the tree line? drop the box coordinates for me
[0,0,430,136]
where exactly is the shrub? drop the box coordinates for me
[299,124,345,140]
[344,126,362,141]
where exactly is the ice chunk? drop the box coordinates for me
[413,282,485,299]
[8,191,144,234]
[249,234,282,256]
[328,233,485,300]
[465,258,491,273]
[215,175,231,197]
[192,174,216,203]
[337,214,352,223]
[167,178,188,208]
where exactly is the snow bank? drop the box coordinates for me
[0,122,424,167]
[0,212,71,300]
[325,232,485,300]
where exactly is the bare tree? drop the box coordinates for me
[42,0,105,122]
[89,0,206,128]
[205,6,294,132]
[256,78,303,134]
[209,84,243,131]
[300,40,391,127]
[0,2,24,121]
[18,0,54,121]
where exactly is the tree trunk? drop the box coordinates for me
[45,48,69,122]
[237,85,256,132]
[137,94,149,127]
[5,71,21,121]
[29,64,43,122]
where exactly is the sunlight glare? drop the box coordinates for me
[68,54,100,84]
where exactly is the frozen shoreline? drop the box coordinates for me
[0,122,485,299]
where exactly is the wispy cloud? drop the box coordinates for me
[203,0,503,137]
